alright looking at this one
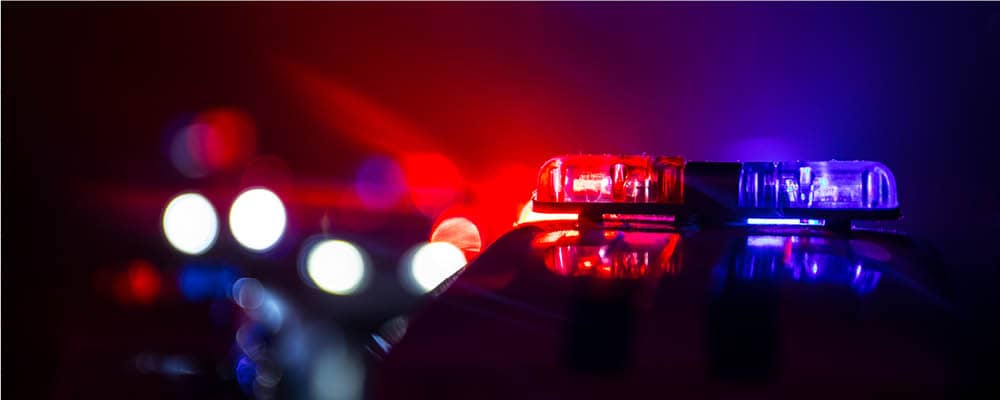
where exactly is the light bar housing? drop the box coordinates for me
[531,155,900,225]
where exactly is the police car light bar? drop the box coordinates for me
[530,155,900,225]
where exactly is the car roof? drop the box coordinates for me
[374,223,960,398]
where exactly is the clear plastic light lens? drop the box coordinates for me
[535,155,684,204]
[739,161,897,209]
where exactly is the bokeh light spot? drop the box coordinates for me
[127,260,161,305]
[405,242,467,293]
[114,259,161,305]
[162,192,219,255]
[305,240,368,295]
[235,355,257,393]
[311,346,364,400]
[196,109,257,169]
[232,277,265,309]
[431,217,482,257]
[230,188,287,252]
[355,156,407,211]
[168,108,257,178]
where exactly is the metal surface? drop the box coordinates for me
[374,223,960,397]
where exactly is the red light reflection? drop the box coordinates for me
[541,231,681,279]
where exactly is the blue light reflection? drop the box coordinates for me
[235,355,256,393]
[735,235,883,294]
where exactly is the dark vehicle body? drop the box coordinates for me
[374,220,961,398]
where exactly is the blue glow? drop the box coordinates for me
[234,287,286,332]
[740,161,898,209]
[161,356,197,376]
[852,271,882,294]
[734,235,884,294]
[235,355,256,393]
[746,218,825,226]
[179,265,239,301]
[252,293,286,331]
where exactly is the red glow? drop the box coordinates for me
[516,201,578,226]
[284,63,435,155]
[241,155,293,195]
[402,153,462,218]
[658,233,681,274]
[170,108,257,178]
[113,259,161,305]
[196,108,257,171]
[471,164,537,242]
[283,63,570,252]
[284,63,556,250]
[783,238,793,264]
[290,181,400,232]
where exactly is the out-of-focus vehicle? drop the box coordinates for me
[371,155,960,398]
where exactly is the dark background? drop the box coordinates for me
[4,3,999,398]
